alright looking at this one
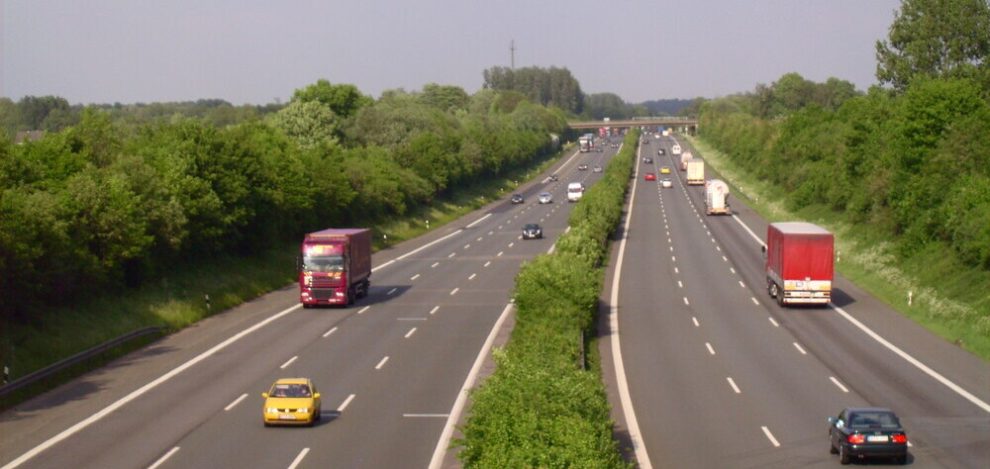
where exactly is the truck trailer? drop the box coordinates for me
[705,179,730,215]
[686,159,705,185]
[299,228,372,307]
[764,222,834,307]
[680,152,693,171]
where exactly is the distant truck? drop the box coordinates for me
[299,228,372,307]
[680,152,693,171]
[704,179,730,215]
[579,134,594,152]
[567,182,585,202]
[763,222,834,307]
[671,144,682,156]
[686,159,705,185]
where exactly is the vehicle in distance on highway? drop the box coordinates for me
[262,378,322,427]
[577,164,589,171]
[593,165,603,173]
[660,166,671,174]
[657,148,666,156]
[522,223,543,239]
[643,156,653,164]
[549,174,559,181]
[538,192,553,204]
[510,194,524,204]
[828,407,908,465]
[645,172,656,181]
[661,178,673,188]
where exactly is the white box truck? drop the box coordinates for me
[686,159,705,185]
[567,182,585,202]
[704,179,730,215]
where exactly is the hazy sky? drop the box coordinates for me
[2,0,902,105]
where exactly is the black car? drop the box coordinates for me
[549,174,559,181]
[828,407,908,465]
[510,194,524,204]
[522,223,543,239]
[657,148,666,156]
[577,164,589,171]
[643,156,653,164]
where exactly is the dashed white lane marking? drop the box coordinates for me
[674,267,679,274]
[677,281,683,288]
[830,376,850,393]
[387,288,398,295]
[375,356,390,370]
[669,246,674,252]
[147,446,180,469]
[431,262,439,268]
[411,274,420,281]
[793,342,807,355]
[671,256,676,262]
[476,237,483,242]
[692,317,700,327]
[404,413,449,418]
[450,288,459,295]
[738,280,745,288]
[484,261,491,267]
[429,306,439,315]
[761,426,781,447]
[667,238,672,243]
[716,246,722,252]
[358,306,370,314]
[497,251,504,257]
[768,317,779,327]
[683,297,690,306]
[722,255,728,262]
[448,252,456,258]
[405,327,417,338]
[727,377,741,394]
[280,356,298,369]
[730,267,736,274]
[751,297,760,305]
[498,225,503,230]
[463,244,470,250]
[706,343,716,355]
[468,273,477,280]
[225,393,248,411]
[323,326,338,338]
[508,242,515,248]
[488,231,493,236]
[287,448,310,469]
[337,394,356,412]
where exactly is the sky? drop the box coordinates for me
[1,0,903,105]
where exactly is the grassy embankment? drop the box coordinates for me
[0,144,569,408]
[686,135,990,360]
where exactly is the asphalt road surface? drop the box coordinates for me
[600,135,990,468]
[0,142,619,469]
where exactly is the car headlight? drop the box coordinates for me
[266,407,278,414]
[297,408,308,413]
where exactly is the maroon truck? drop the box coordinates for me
[764,222,834,307]
[299,228,371,307]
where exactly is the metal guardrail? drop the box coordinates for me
[0,326,164,398]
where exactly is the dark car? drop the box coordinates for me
[643,156,653,164]
[549,174,559,181]
[522,223,543,239]
[828,407,908,465]
[657,148,666,156]
[577,164,589,171]
[510,194,524,204]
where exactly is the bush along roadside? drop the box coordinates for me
[456,131,637,468]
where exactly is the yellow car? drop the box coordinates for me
[262,378,322,426]
[660,166,671,174]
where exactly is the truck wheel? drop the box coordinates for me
[768,282,778,298]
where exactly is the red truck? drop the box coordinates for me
[764,222,834,307]
[299,228,371,307]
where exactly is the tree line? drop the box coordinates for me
[0,81,569,322]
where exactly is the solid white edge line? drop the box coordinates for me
[2,303,302,469]
[727,377,741,394]
[279,356,298,369]
[761,426,781,447]
[830,376,850,393]
[404,413,450,418]
[729,205,990,414]
[358,306,370,315]
[224,393,248,411]
[147,446,180,469]
[465,213,492,228]
[606,145,654,469]
[375,356,389,370]
[322,326,337,338]
[287,447,309,469]
[404,327,417,338]
[428,303,514,469]
[336,394,356,412]
[831,304,990,413]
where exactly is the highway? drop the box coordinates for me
[601,135,990,468]
[0,143,617,468]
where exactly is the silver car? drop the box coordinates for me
[538,192,553,204]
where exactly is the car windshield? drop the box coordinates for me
[270,383,312,398]
[848,411,900,429]
[524,224,539,230]
[303,255,344,273]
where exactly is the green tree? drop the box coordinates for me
[268,100,340,150]
[420,83,470,112]
[292,79,372,119]
[876,0,990,91]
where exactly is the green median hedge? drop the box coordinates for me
[457,131,638,468]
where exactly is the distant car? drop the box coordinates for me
[661,178,673,188]
[262,378,322,427]
[538,192,553,204]
[522,223,543,239]
[593,165,603,173]
[578,164,589,171]
[549,174,559,181]
[644,173,656,181]
[660,166,671,174]
[643,156,653,164]
[642,139,650,145]
[828,407,908,465]
[510,194,524,204]
[658,149,666,156]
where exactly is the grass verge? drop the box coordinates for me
[686,135,990,360]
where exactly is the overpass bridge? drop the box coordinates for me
[568,117,698,135]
